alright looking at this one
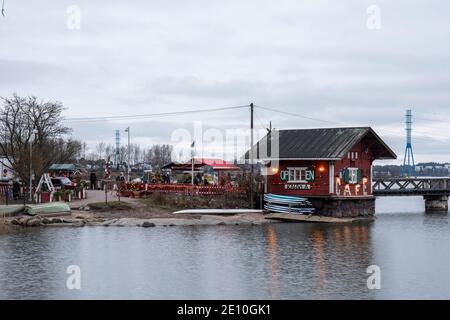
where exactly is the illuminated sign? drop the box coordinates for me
[285,184,312,190]
[305,168,315,182]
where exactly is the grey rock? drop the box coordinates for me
[142,221,156,228]
[42,218,52,225]
[26,217,42,227]
[72,221,85,227]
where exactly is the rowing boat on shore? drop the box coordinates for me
[0,205,25,216]
[25,202,71,216]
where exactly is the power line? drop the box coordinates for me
[256,105,450,139]
[255,105,345,126]
[64,105,250,123]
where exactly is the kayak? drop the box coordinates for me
[264,193,311,205]
[264,203,315,214]
[25,202,71,216]
[264,193,315,214]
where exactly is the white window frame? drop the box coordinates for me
[348,167,359,184]
[287,167,308,183]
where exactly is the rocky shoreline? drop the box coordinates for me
[5,211,274,229]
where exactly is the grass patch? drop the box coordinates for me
[140,192,250,210]
[87,201,134,212]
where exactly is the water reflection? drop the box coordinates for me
[260,221,376,300]
[264,224,280,297]
[312,229,326,295]
[2,198,450,299]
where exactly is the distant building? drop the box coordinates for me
[49,163,83,178]
[0,157,15,181]
[162,157,240,184]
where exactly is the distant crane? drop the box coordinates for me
[2,0,6,17]
[401,109,416,177]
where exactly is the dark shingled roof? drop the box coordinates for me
[248,127,397,160]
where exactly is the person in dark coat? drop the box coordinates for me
[12,180,21,200]
[90,172,97,190]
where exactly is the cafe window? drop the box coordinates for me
[348,168,359,184]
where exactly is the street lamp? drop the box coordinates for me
[124,126,130,182]
[29,129,37,202]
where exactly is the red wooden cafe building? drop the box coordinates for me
[251,127,397,217]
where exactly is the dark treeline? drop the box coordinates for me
[373,162,450,178]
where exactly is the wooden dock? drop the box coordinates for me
[265,213,373,224]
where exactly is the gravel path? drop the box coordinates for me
[70,190,144,208]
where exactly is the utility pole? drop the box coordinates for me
[115,129,120,170]
[125,126,130,181]
[29,129,37,202]
[191,141,195,185]
[29,138,33,202]
[250,103,254,209]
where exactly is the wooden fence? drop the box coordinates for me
[119,183,246,196]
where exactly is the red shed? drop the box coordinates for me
[249,127,396,217]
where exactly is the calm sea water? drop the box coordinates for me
[1,196,450,300]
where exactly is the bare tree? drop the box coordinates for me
[0,94,81,182]
[132,143,142,164]
[105,143,114,161]
[95,141,106,160]
[119,145,128,165]
[81,142,88,159]
[145,144,173,169]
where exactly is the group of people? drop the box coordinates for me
[3,179,22,201]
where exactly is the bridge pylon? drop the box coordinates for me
[401,109,415,177]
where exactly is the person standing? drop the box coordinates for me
[90,171,97,190]
[12,179,21,200]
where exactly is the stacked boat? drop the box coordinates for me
[264,193,315,214]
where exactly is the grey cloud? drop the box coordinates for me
[1,0,449,162]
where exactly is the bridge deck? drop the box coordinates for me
[373,177,450,196]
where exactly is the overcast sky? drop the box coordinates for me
[1,0,449,163]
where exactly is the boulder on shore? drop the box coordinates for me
[142,221,156,228]
[26,217,42,227]
[51,218,64,224]
[42,218,52,225]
